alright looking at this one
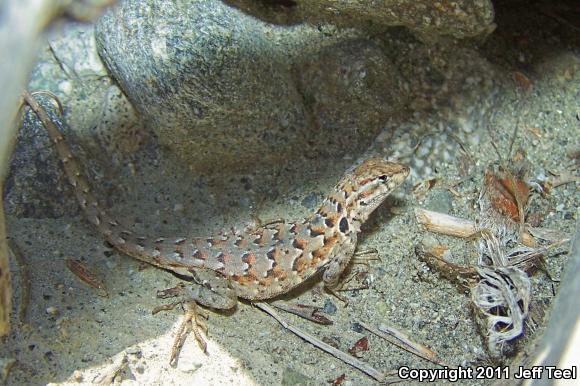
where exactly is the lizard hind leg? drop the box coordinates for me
[156,268,238,310]
[153,268,238,359]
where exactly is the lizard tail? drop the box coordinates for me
[22,91,203,275]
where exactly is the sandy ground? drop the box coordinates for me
[2,2,579,385]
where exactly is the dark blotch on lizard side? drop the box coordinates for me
[339,217,349,233]
[266,248,277,260]
[324,217,335,227]
[292,238,307,250]
[241,252,253,264]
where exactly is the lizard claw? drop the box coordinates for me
[327,286,350,306]
[154,282,220,363]
[170,301,209,365]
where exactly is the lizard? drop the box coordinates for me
[22,91,410,352]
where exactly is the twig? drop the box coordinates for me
[415,239,479,290]
[359,322,446,366]
[549,173,580,188]
[414,208,476,238]
[537,5,580,32]
[65,258,108,297]
[48,42,78,80]
[272,302,333,325]
[254,302,399,384]
[509,238,571,268]
[527,227,570,243]
[7,240,31,325]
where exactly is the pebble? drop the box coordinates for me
[126,346,142,356]
[323,298,337,315]
[72,370,83,382]
[350,322,363,333]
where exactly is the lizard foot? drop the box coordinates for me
[352,248,380,264]
[170,301,209,364]
[152,269,238,362]
[325,249,379,304]
[153,288,210,363]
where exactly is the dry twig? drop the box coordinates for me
[359,321,443,366]
[414,208,476,238]
[415,239,479,290]
[6,240,31,324]
[254,302,399,384]
[272,302,333,325]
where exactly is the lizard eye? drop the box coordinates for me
[378,175,389,182]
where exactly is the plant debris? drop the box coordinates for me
[414,149,571,359]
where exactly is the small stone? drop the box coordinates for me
[46,306,59,316]
[375,301,388,315]
[72,370,83,382]
[351,322,363,333]
[126,346,142,356]
[173,203,184,212]
[323,298,337,315]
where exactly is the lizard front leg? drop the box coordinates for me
[322,233,358,291]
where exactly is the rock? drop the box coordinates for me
[5,22,139,218]
[95,0,408,173]
[225,0,496,39]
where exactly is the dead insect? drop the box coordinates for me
[65,258,108,297]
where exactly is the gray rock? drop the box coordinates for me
[95,0,408,173]
[225,0,496,39]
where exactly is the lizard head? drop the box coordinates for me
[342,158,409,223]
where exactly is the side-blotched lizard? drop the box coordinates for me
[23,91,409,347]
